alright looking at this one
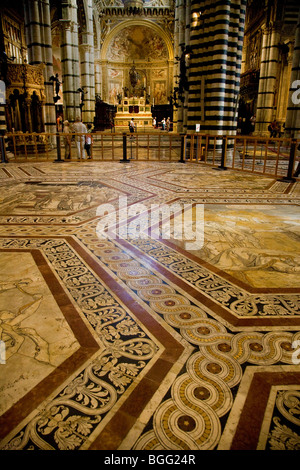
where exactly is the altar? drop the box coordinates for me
[114,97,153,131]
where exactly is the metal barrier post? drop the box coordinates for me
[178,133,186,163]
[214,136,227,170]
[278,139,296,182]
[120,132,130,163]
[53,133,64,163]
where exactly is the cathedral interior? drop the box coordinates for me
[0,0,300,454]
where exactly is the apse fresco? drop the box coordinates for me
[107,25,168,61]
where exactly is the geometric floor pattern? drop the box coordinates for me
[0,160,299,451]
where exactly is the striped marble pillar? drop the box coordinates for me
[79,42,95,124]
[24,0,42,64]
[24,0,56,135]
[0,100,6,162]
[174,0,191,133]
[60,1,81,123]
[81,1,95,124]
[183,0,191,132]
[0,104,5,135]
[174,0,184,132]
[41,0,57,134]
[0,81,6,142]
[285,10,300,139]
[255,25,280,135]
[187,0,246,135]
[94,58,102,99]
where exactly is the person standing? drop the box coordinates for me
[268,119,277,138]
[166,117,171,132]
[129,118,135,139]
[72,115,87,160]
[161,118,166,130]
[275,121,282,138]
[250,115,256,135]
[293,144,300,177]
[85,124,93,159]
[63,120,71,159]
[56,114,63,132]
[153,117,156,128]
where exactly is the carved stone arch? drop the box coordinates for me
[100,19,174,104]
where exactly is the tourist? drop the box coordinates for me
[63,120,71,159]
[129,118,135,138]
[72,115,87,160]
[56,114,63,132]
[268,119,277,138]
[237,117,243,134]
[166,117,171,132]
[153,117,156,128]
[161,118,166,130]
[85,123,93,159]
[250,114,256,134]
[276,121,282,138]
[294,144,300,177]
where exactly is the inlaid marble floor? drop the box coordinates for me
[0,160,299,451]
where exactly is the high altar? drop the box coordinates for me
[114,97,153,131]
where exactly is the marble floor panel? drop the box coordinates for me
[0,160,299,451]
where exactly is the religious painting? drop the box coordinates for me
[108,68,123,80]
[107,25,168,62]
[153,80,167,105]
[152,69,167,79]
[108,81,123,104]
[108,69,123,103]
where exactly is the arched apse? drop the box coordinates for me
[100,20,174,105]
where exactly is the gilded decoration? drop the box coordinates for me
[103,22,171,104]
[6,63,46,102]
[107,25,168,62]
[5,63,46,133]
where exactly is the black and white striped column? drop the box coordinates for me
[187,0,246,135]
[24,0,56,135]
[0,80,6,139]
[60,0,81,123]
[80,1,95,125]
[79,41,95,124]
[94,58,102,98]
[0,98,6,162]
[174,0,191,133]
[255,24,280,135]
[285,9,300,139]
